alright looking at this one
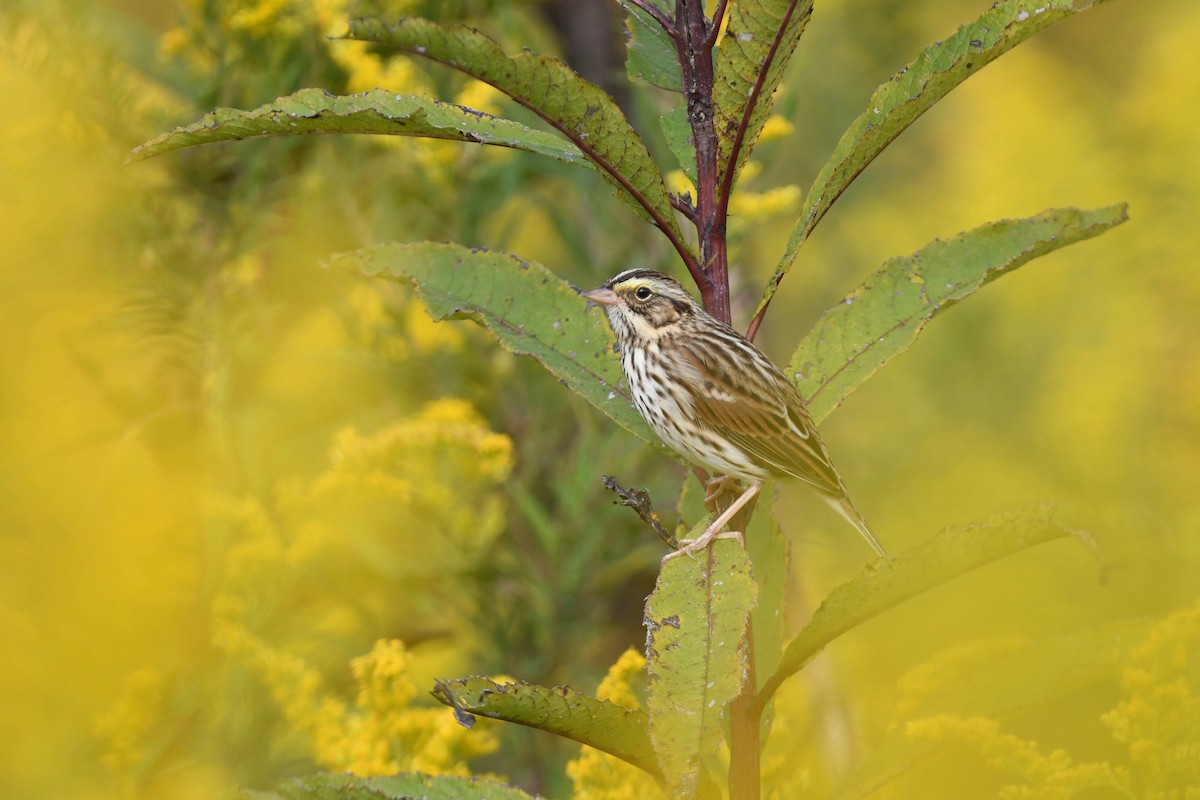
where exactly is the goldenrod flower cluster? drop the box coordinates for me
[901,601,1200,798]
[94,398,512,780]
[566,649,666,800]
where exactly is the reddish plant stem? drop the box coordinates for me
[705,0,732,48]
[670,191,699,221]
[671,8,760,794]
[744,307,766,342]
[728,632,761,800]
[674,0,729,323]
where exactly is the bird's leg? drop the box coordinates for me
[665,483,762,562]
[702,473,738,510]
[691,467,737,511]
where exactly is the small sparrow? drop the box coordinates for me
[583,269,887,560]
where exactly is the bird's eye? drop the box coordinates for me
[634,286,652,301]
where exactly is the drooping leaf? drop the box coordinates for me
[645,536,758,797]
[713,0,814,192]
[618,0,681,91]
[332,242,663,451]
[757,0,1117,316]
[430,677,658,777]
[129,88,589,165]
[344,17,690,258]
[242,772,536,800]
[758,506,1090,706]
[790,204,1129,423]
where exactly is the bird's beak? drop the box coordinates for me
[581,287,620,306]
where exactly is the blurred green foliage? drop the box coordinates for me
[1,0,1197,798]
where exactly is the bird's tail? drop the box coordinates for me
[823,494,889,559]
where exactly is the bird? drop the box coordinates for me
[581,268,887,561]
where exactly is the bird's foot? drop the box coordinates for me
[662,529,744,563]
[702,474,739,509]
[662,483,760,564]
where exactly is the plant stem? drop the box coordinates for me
[671,4,761,791]
[674,0,729,323]
[728,621,761,800]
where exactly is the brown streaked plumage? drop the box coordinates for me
[582,269,887,560]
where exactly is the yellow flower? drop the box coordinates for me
[665,169,696,199]
[455,80,505,116]
[906,715,1132,798]
[404,300,464,354]
[344,44,424,95]
[313,0,349,37]
[729,184,800,223]
[298,640,498,777]
[226,0,295,37]
[758,115,794,143]
[1103,601,1200,783]
[159,27,190,58]
[195,405,511,777]
[567,649,665,800]
[894,637,1026,719]
[352,639,418,714]
[94,668,165,771]
[596,648,646,710]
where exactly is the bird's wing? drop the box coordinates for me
[680,342,844,495]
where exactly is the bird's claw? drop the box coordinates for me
[702,474,738,509]
[662,529,744,563]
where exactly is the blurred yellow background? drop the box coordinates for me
[2,0,1197,798]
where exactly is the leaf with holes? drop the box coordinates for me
[430,677,658,777]
[129,88,589,165]
[645,535,758,797]
[345,17,689,257]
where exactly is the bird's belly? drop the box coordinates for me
[624,352,767,482]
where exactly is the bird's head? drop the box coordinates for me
[582,269,699,342]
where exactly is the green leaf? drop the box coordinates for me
[758,506,1089,706]
[746,495,788,692]
[713,0,814,192]
[429,677,658,778]
[789,204,1129,424]
[242,772,536,800]
[129,88,590,165]
[344,17,689,255]
[645,536,758,797]
[618,0,681,91]
[331,242,662,450]
[659,105,696,182]
[757,0,1117,316]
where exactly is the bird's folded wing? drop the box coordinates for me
[682,344,843,495]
